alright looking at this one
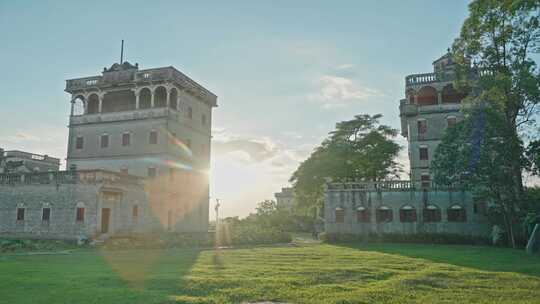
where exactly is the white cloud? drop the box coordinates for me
[308,75,380,108]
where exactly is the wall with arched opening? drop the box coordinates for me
[442,84,466,103]
[154,86,167,108]
[416,86,437,106]
[139,88,152,109]
[102,90,136,113]
[399,205,417,222]
[72,95,85,116]
[87,94,99,114]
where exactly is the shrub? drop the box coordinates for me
[321,232,490,246]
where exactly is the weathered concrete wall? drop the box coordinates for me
[0,181,159,240]
[324,187,490,237]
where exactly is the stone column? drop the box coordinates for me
[83,97,88,115]
[437,91,442,104]
[98,95,104,113]
[414,95,418,104]
[134,90,140,109]
[151,88,155,108]
[166,88,171,108]
[70,100,75,116]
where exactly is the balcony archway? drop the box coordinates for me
[154,86,167,108]
[87,94,99,114]
[139,88,151,109]
[442,84,466,103]
[72,95,85,116]
[102,90,136,113]
[416,86,437,106]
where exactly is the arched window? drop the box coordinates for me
[448,205,467,222]
[416,86,437,106]
[169,88,178,110]
[400,205,417,222]
[442,84,466,103]
[87,94,99,114]
[154,86,167,108]
[376,206,393,223]
[139,88,152,109]
[76,202,86,222]
[335,207,345,223]
[102,90,136,112]
[423,204,441,222]
[356,206,370,223]
[72,95,85,116]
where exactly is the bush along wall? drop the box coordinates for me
[320,232,490,246]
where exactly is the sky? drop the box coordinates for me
[0,0,473,218]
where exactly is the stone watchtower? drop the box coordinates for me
[399,52,468,187]
[65,61,217,233]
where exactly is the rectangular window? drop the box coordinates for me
[16,208,25,221]
[75,136,84,149]
[100,134,109,148]
[448,207,467,222]
[132,205,139,218]
[76,207,85,222]
[421,174,431,188]
[419,147,429,160]
[447,116,457,127]
[122,133,131,146]
[399,209,417,222]
[202,114,206,126]
[424,208,441,222]
[42,208,51,221]
[376,209,393,223]
[335,209,345,223]
[188,107,193,119]
[357,209,370,223]
[148,167,156,178]
[149,131,158,144]
[417,120,427,135]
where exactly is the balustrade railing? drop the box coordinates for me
[0,170,141,186]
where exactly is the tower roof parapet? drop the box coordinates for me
[66,65,217,107]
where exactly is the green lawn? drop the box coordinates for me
[1,242,540,304]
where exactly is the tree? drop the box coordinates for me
[289,114,401,213]
[433,0,540,247]
[432,105,527,247]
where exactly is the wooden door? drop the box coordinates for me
[101,208,110,233]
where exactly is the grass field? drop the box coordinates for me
[1,241,540,304]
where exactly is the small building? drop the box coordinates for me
[0,170,158,240]
[274,187,295,211]
[324,52,491,237]
[0,149,60,174]
[324,181,489,236]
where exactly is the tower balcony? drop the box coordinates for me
[405,72,439,86]
[69,107,178,125]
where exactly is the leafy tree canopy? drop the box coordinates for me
[289,114,401,213]
[433,0,540,247]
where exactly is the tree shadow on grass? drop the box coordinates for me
[100,248,203,302]
[334,242,540,278]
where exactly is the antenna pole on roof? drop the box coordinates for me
[120,40,124,64]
